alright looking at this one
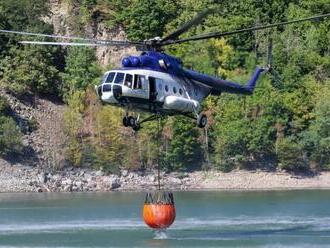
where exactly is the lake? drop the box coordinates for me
[0,190,330,247]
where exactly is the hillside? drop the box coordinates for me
[0,0,329,186]
[0,90,65,167]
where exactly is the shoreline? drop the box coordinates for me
[1,159,330,193]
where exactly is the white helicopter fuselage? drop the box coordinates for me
[96,69,211,115]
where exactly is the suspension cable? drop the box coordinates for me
[157,116,161,190]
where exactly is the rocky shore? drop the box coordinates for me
[1,158,330,193]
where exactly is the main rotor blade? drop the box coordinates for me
[162,13,330,45]
[19,41,113,46]
[0,29,145,46]
[160,8,214,43]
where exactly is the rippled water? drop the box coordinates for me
[0,190,329,247]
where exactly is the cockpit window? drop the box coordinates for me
[105,72,115,84]
[124,74,133,88]
[133,75,145,89]
[102,84,111,92]
[114,72,125,84]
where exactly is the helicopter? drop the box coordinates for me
[1,10,329,131]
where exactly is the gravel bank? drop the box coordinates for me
[1,159,330,193]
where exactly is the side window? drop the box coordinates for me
[179,88,183,95]
[133,75,145,89]
[156,78,163,91]
[124,74,133,88]
[102,84,111,92]
[106,72,115,83]
[114,72,125,84]
[165,85,169,92]
[173,87,177,94]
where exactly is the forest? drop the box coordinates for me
[0,0,329,173]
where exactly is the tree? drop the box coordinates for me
[0,46,60,95]
[0,116,22,155]
[61,47,101,98]
[119,0,180,41]
[164,117,203,171]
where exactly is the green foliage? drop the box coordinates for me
[277,138,308,171]
[63,91,85,166]
[93,105,124,173]
[164,117,202,171]
[0,0,62,96]
[0,46,60,95]
[0,116,22,155]
[60,0,330,173]
[117,0,180,40]
[61,47,101,98]
[0,96,22,156]
[0,0,49,30]
[301,83,330,170]
[2,0,330,173]
[0,96,10,115]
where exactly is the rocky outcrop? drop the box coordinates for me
[45,0,138,66]
[0,90,66,169]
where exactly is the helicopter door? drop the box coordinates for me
[149,77,157,101]
[132,74,148,99]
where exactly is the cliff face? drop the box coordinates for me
[45,0,138,66]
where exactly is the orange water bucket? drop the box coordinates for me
[142,191,176,229]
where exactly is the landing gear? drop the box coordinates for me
[128,116,136,127]
[123,112,207,131]
[197,113,207,128]
[123,116,129,127]
[122,115,141,131]
[123,113,163,131]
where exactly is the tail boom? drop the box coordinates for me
[184,67,265,95]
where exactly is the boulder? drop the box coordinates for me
[103,176,121,190]
[61,179,72,186]
[121,170,128,177]
[95,170,104,177]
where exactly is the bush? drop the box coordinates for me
[277,138,309,171]
[0,96,10,115]
[215,159,236,172]
[0,116,22,155]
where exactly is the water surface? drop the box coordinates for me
[0,190,329,247]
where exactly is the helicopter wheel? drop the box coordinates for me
[128,116,136,127]
[197,114,207,128]
[132,122,141,131]
[123,116,129,127]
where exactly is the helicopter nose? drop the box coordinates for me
[95,85,102,99]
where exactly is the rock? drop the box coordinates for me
[61,179,72,186]
[121,170,128,177]
[52,174,61,181]
[85,175,95,183]
[127,172,135,179]
[38,172,47,183]
[136,170,144,176]
[169,177,182,185]
[63,184,72,192]
[75,181,83,189]
[78,170,85,177]
[47,173,52,180]
[87,181,97,190]
[103,176,121,190]
[147,175,156,183]
[95,170,104,177]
